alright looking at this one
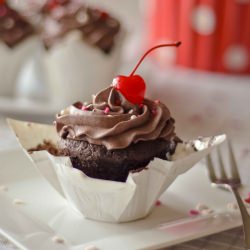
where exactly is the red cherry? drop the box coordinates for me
[112,42,181,104]
[112,75,145,104]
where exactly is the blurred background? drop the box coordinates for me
[0,0,250,181]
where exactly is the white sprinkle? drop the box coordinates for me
[130,115,137,120]
[200,208,214,215]
[76,10,88,24]
[13,199,25,205]
[84,245,98,250]
[227,202,239,211]
[0,185,8,192]
[52,236,65,244]
[196,203,209,211]
[129,109,134,114]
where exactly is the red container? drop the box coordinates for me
[145,0,250,74]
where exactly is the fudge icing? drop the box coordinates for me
[56,87,176,150]
[0,2,34,47]
[42,2,120,53]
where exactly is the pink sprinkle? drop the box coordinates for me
[189,209,200,216]
[151,109,157,116]
[0,5,7,17]
[154,100,160,104]
[81,106,88,111]
[104,107,110,114]
[155,200,161,206]
[244,197,250,204]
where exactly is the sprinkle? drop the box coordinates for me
[130,115,137,120]
[155,200,161,206]
[244,197,250,204]
[154,100,160,104]
[195,203,209,211]
[76,10,88,24]
[200,208,214,215]
[0,185,8,192]
[151,109,157,116]
[52,236,65,244]
[104,107,110,114]
[13,199,25,205]
[227,202,238,211]
[189,209,200,216]
[81,106,88,111]
[0,5,7,17]
[84,245,98,250]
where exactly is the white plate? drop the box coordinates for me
[0,148,248,250]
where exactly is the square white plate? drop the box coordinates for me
[0,148,247,250]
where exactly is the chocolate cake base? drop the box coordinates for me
[59,138,178,182]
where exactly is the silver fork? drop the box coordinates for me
[206,141,250,249]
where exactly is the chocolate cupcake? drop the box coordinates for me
[8,39,225,221]
[0,1,37,96]
[42,1,120,53]
[55,86,179,182]
[0,2,34,48]
[41,1,123,106]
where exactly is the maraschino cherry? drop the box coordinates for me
[112,42,181,104]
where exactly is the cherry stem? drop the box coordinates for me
[129,41,181,76]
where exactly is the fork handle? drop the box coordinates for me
[231,187,250,248]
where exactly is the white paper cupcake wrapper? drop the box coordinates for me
[43,30,125,107]
[8,119,226,223]
[0,37,39,96]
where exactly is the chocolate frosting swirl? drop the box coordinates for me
[0,3,34,48]
[42,2,120,53]
[56,87,176,150]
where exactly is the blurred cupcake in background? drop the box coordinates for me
[145,0,250,74]
[0,0,38,97]
[41,0,124,106]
